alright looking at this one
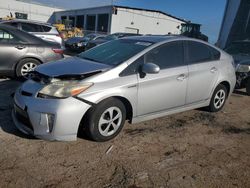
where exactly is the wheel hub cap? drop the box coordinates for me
[21,63,37,76]
[214,89,226,109]
[98,107,122,137]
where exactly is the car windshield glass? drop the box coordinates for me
[225,42,250,55]
[85,34,96,41]
[105,34,118,41]
[78,39,153,66]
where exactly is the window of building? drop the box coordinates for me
[15,12,28,19]
[97,14,109,32]
[69,16,75,27]
[86,15,96,31]
[61,16,67,24]
[76,15,84,28]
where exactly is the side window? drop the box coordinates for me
[21,23,43,32]
[4,22,18,28]
[42,25,51,32]
[120,56,144,77]
[145,41,184,69]
[0,29,20,43]
[187,41,217,64]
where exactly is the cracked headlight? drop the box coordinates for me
[38,81,93,99]
[237,64,250,73]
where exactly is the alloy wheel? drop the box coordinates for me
[98,107,123,137]
[21,62,37,76]
[214,89,226,109]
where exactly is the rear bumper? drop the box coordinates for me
[12,87,91,141]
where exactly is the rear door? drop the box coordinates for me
[185,41,220,104]
[0,29,28,72]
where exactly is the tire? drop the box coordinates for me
[207,84,228,112]
[16,58,41,78]
[246,78,250,96]
[84,98,126,142]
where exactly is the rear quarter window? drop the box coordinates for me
[21,23,43,32]
[42,25,52,32]
[3,22,18,28]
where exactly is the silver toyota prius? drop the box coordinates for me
[12,36,236,142]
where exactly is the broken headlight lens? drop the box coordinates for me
[38,81,93,99]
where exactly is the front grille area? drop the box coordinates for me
[14,104,33,131]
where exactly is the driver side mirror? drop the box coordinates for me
[141,63,160,74]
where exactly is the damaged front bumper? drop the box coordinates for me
[12,85,92,141]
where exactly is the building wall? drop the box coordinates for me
[0,0,63,22]
[111,7,185,35]
[52,6,185,35]
[52,6,113,33]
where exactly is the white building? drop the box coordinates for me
[0,0,63,22]
[50,5,186,35]
[218,0,249,48]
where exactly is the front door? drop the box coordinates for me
[137,41,188,116]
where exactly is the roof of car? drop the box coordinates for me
[123,35,187,43]
[0,19,52,27]
[0,24,48,43]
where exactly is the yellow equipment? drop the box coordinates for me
[2,16,14,21]
[53,22,84,40]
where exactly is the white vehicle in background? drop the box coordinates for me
[0,19,63,46]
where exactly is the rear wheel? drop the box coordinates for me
[246,78,250,96]
[207,84,228,112]
[84,98,126,142]
[16,58,41,78]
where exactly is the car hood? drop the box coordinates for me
[35,56,112,78]
[66,37,86,45]
[90,38,109,45]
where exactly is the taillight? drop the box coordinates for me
[52,48,64,54]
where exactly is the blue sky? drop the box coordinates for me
[35,0,227,43]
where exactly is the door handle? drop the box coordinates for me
[210,67,218,73]
[15,45,26,50]
[177,74,187,81]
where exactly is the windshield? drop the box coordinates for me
[78,39,153,66]
[104,34,118,41]
[225,42,250,55]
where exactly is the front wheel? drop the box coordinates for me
[207,84,228,112]
[84,98,126,142]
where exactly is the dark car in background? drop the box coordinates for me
[0,25,63,77]
[225,40,250,95]
[85,32,141,50]
[65,33,106,53]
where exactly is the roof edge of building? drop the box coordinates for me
[15,0,64,10]
[54,5,187,23]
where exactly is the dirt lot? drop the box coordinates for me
[0,78,249,188]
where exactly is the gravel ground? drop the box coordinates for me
[0,78,249,188]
